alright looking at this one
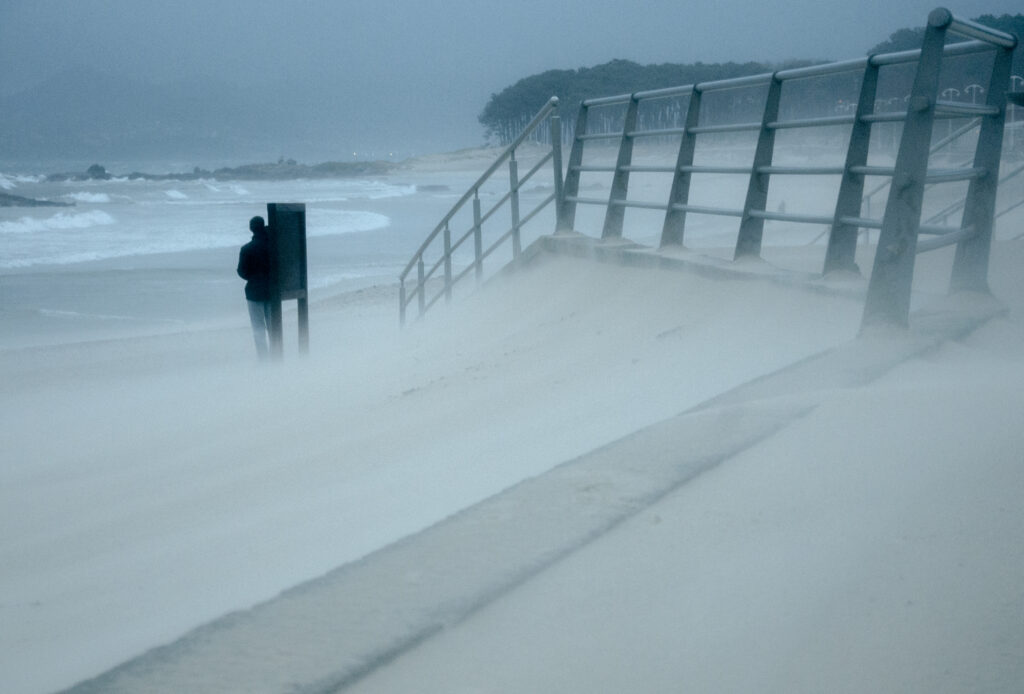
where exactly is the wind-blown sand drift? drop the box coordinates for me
[2,239,1023,693]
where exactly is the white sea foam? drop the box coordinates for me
[0,172,41,189]
[308,209,390,236]
[0,210,116,235]
[165,190,188,200]
[202,182,251,196]
[66,192,113,203]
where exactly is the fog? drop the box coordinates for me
[1,0,1020,162]
[4,216,1023,691]
[3,2,1024,691]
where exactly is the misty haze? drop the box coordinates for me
[2,1,1024,693]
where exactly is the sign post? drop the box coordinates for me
[266,202,309,358]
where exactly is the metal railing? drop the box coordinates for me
[398,97,564,324]
[559,8,1018,328]
[399,8,1018,329]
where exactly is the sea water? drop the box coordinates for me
[0,167,557,348]
[0,175,412,269]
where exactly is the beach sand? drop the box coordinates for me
[2,148,1023,692]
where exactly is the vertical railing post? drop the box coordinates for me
[560,103,589,232]
[417,257,426,317]
[950,44,1013,294]
[660,87,702,247]
[473,191,483,283]
[443,222,452,303]
[863,9,949,328]
[602,94,639,240]
[399,280,406,326]
[824,59,880,275]
[735,75,782,259]
[509,150,522,257]
[550,112,566,232]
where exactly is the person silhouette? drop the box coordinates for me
[237,216,272,359]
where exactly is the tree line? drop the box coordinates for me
[478,14,1024,146]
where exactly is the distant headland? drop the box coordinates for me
[0,160,400,207]
[44,160,396,183]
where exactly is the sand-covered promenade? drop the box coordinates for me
[2,147,1023,692]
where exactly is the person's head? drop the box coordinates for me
[249,216,266,235]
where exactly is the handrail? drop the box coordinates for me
[399,97,564,324]
[400,8,1020,330]
[400,97,560,282]
[554,7,1019,330]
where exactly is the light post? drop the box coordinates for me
[964,83,984,104]
[942,88,960,138]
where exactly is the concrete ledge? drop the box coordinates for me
[533,232,869,301]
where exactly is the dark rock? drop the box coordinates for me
[0,191,74,207]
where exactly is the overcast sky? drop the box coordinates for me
[1,0,1020,157]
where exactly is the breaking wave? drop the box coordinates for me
[0,210,116,235]
[66,192,113,203]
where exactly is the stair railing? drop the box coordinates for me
[398,97,564,324]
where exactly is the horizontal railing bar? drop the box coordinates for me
[633,84,696,100]
[688,121,763,134]
[748,209,835,224]
[575,39,1003,132]
[564,195,612,206]
[608,198,671,211]
[768,115,855,129]
[947,14,1017,48]
[620,165,677,173]
[919,223,967,235]
[862,117,983,202]
[934,101,1000,117]
[695,73,773,92]
[571,165,617,173]
[680,165,753,175]
[859,112,908,123]
[671,203,745,217]
[776,57,869,81]
[916,226,975,253]
[757,165,845,175]
[626,127,687,138]
[924,167,986,183]
[582,93,633,107]
[869,39,995,68]
[838,215,883,229]
[850,165,895,177]
[576,131,625,141]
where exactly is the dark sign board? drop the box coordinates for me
[267,203,308,301]
[266,203,309,356]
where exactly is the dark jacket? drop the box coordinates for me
[237,233,271,302]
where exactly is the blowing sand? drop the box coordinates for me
[2,182,1023,691]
